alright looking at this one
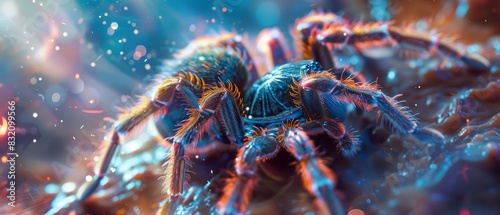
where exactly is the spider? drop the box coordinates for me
[75,11,489,215]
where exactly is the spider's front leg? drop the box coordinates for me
[217,128,280,215]
[160,81,246,214]
[77,73,203,201]
[298,71,445,142]
[280,123,345,215]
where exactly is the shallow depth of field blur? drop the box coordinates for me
[1,0,500,214]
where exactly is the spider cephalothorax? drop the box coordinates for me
[74,11,489,215]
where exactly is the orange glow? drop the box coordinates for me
[81,109,104,114]
[75,73,80,79]
[47,176,51,181]
[348,209,366,215]
[0,116,7,136]
[1,156,7,163]
[89,99,95,104]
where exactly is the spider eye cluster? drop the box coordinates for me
[300,61,323,75]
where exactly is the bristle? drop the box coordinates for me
[201,81,243,114]
[218,173,258,214]
[116,96,161,134]
[174,109,214,146]
[176,71,204,91]
[336,129,360,157]
[289,78,303,108]
[375,94,417,135]
[161,143,187,196]
[295,156,343,214]
[278,119,300,144]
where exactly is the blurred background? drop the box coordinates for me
[1,0,500,214]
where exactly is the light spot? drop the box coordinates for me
[33,112,38,118]
[44,184,59,194]
[387,70,396,80]
[255,1,281,27]
[62,32,68,37]
[107,27,114,35]
[85,175,93,182]
[61,182,76,193]
[52,93,61,102]
[1,1,18,19]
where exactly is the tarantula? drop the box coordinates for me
[76,12,489,214]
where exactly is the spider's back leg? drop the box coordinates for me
[280,123,345,215]
[217,128,280,214]
[76,74,203,201]
[347,22,490,70]
[256,28,292,72]
[293,13,367,82]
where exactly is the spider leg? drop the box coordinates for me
[293,11,346,69]
[302,118,360,157]
[281,126,345,215]
[76,75,202,201]
[330,65,367,84]
[256,28,292,71]
[218,128,280,214]
[346,23,490,70]
[297,73,445,143]
[160,82,246,214]
[299,72,417,135]
[295,25,368,83]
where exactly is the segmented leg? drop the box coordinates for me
[218,128,280,214]
[280,124,345,215]
[295,71,417,134]
[294,12,490,70]
[301,118,360,157]
[164,81,246,191]
[161,81,246,215]
[385,26,490,70]
[256,28,291,72]
[77,74,203,201]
